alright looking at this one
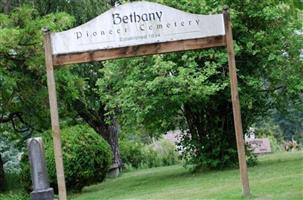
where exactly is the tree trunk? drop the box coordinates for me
[72,100,122,176]
[0,154,5,191]
[182,94,238,169]
[97,119,122,177]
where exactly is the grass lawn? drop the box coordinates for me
[71,152,303,200]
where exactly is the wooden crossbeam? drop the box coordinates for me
[53,36,226,66]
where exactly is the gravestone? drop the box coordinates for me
[28,138,54,200]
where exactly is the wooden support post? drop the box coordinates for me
[223,6,251,197]
[43,28,67,200]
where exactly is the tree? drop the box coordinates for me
[32,0,124,172]
[0,6,75,183]
[272,97,303,144]
[97,0,302,169]
[72,65,123,170]
[0,5,75,128]
[0,0,116,24]
[58,64,123,171]
[1,0,124,173]
[34,0,124,171]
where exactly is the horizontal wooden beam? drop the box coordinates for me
[53,36,226,66]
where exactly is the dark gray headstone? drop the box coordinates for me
[28,138,54,200]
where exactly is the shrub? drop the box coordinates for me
[20,125,112,192]
[179,130,257,170]
[120,138,180,170]
[120,140,145,169]
[0,131,22,174]
[143,139,180,168]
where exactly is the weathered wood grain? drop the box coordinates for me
[53,36,226,66]
[43,30,67,200]
[223,6,250,197]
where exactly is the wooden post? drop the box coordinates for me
[223,6,251,197]
[43,28,67,200]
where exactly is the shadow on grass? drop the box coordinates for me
[79,164,238,197]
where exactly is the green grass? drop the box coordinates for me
[0,152,302,200]
[71,152,303,200]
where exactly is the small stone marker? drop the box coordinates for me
[28,138,54,200]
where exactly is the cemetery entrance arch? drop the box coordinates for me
[43,2,250,200]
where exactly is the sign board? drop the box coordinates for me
[44,2,251,199]
[51,1,225,55]
[247,138,272,154]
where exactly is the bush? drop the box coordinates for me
[179,129,257,170]
[120,140,145,169]
[120,138,180,170]
[20,125,112,192]
[143,139,180,168]
[0,131,22,174]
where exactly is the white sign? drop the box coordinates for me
[51,1,225,55]
[246,138,272,154]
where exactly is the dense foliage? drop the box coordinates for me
[0,0,125,171]
[20,125,112,192]
[0,6,77,192]
[0,1,124,187]
[0,6,75,131]
[97,0,302,169]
